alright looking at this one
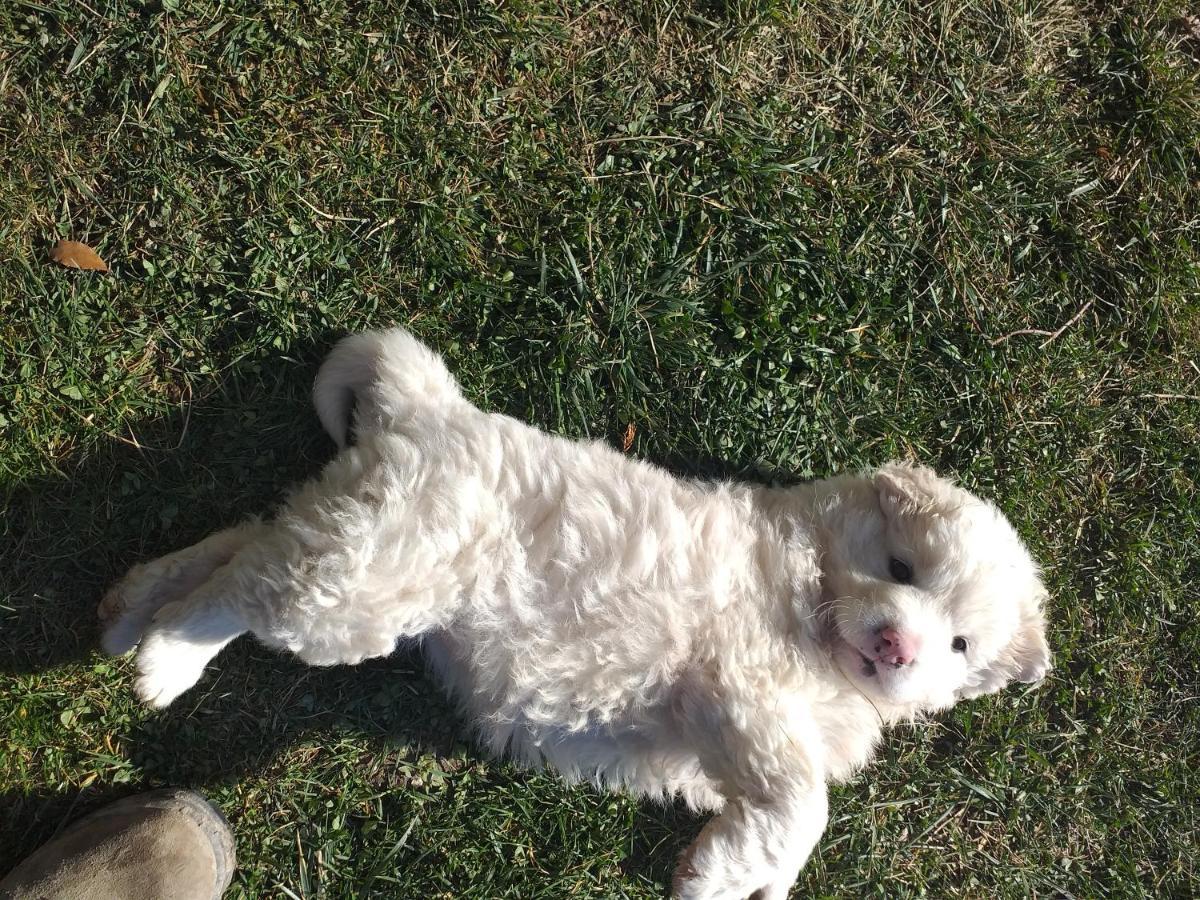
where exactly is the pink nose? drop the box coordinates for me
[876,627,919,667]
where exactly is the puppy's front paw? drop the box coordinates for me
[748,880,794,900]
[672,827,793,900]
[673,864,790,900]
[671,865,707,900]
[671,852,733,900]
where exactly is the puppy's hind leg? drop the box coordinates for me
[131,578,251,709]
[100,522,264,655]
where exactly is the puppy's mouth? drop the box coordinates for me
[827,618,880,680]
[832,629,879,678]
[856,650,878,678]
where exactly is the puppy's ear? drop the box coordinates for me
[1011,605,1052,685]
[958,598,1052,700]
[874,461,953,518]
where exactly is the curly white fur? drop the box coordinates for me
[100,328,1051,899]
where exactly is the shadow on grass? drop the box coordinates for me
[0,331,470,872]
[0,334,331,675]
[0,782,136,865]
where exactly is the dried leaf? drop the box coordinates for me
[621,423,636,452]
[50,239,108,272]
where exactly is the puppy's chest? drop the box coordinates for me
[808,686,885,782]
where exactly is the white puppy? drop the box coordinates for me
[100,328,1051,899]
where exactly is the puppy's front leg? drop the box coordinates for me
[672,783,827,900]
[671,674,828,899]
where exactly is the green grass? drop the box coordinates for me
[2,0,1198,896]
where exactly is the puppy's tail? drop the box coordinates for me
[312,328,462,448]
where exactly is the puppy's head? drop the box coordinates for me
[822,462,1050,711]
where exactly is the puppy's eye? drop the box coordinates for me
[888,557,913,584]
[951,636,968,653]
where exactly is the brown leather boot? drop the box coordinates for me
[0,789,235,900]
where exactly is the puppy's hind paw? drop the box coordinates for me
[99,530,250,656]
[100,613,144,657]
[132,628,208,709]
[98,563,172,655]
[129,600,247,709]
[133,655,202,709]
[133,671,190,709]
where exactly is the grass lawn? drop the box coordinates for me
[2,0,1198,896]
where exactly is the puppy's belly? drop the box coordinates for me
[421,631,722,809]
